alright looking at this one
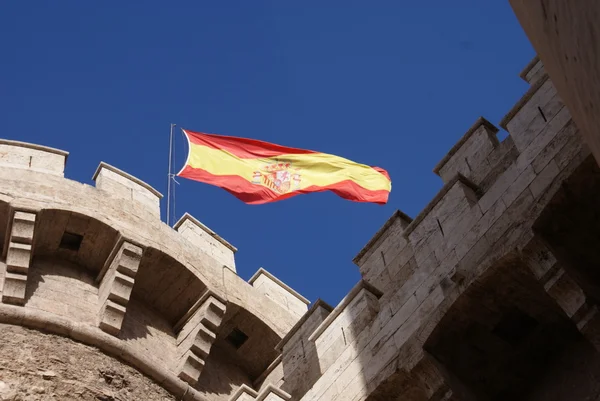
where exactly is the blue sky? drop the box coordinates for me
[0,2,534,306]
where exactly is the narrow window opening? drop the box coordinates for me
[28,156,32,168]
[342,327,347,345]
[436,218,444,236]
[225,328,248,349]
[537,106,548,122]
[380,250,387,266]
[464,157,472,172]
[59,232,83,251]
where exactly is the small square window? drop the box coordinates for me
[59,232,83,251]
[226,328,248,349]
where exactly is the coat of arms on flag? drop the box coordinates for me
[252,161,302,194]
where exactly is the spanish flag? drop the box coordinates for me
[177,129,391,205]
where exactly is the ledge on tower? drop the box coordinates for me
[433,117,500,185]
[499,73,551,132]
[308,279,382,343]
[353,209,412,268]
[174,213,237,272]
[275,298,333,352]
[93,162,163,218]
[520,55,546,85]
[249,267,310,319]
[0,139,68,176]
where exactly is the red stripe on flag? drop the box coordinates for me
[178,165,389,205]
[183,129,316,159]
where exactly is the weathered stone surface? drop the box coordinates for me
[0,324,176,400]
[98,240,142,336]
[0,45,597,401]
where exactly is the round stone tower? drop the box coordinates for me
[0,139,309,400]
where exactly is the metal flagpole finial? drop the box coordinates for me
[167,123,176,226]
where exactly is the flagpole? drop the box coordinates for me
[167,123,176,226]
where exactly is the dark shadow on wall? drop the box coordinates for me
[25,257,98,319]
[533,155,600,303]
[194,302,282,400]
[194,344,253,401]
[423,254,600,401]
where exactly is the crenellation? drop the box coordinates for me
[520,55,546,85]
[353,210,413,292]
[174,212,237,272]
[404,175,480,274]
[0,49,598,401]
[433,117,500,186]
[249,267,310,319]
[93,162,163,218]
[500,74,565,155]
[0,139,68,176]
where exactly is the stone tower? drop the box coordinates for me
[2,55,600,401]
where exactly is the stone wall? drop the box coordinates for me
[2,53,599,401]
[0,139,305,400]
[244,56,600,401]
[0,324,176,400]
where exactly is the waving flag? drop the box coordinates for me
[177,129,391,205]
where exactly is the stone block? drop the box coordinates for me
[98,299,127,336]
[485,188,534,245]
[529,159,559,198]
[107,271,135,305]
[355,210,413,286]
[0,140,68,176]
[2,272,27,305]
[5,243,32,274]
[531,119,578,174]
[190,324,216,359]
[500,164,536,207]
[309,280,382,344]
[406,176,478,267]
[501,77,555,141]
[276,299,332,353]
[512,95,565,154]
[434,117,500,186]
[93,162,162,218]
[1,210,36,305]
[249,268,309,319]
[11,212,36,243]
[175,294,226,385]
[519,56,546,85]
[176,350,205,386]
[174,212,237,272]
[97,240,142,336]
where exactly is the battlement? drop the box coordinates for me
[174,212,237,272]
[0,139,68,176]
[433,117,500,185]
[249,267,310,319]
[0,141,307,400]
[1,53,596,401]
[93,162,163,218]
[251,55,593,401]
[520,55,546,85]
